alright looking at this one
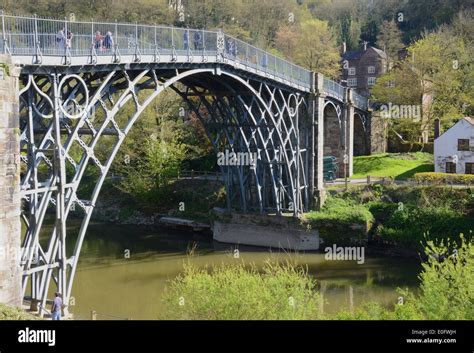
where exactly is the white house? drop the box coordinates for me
[434,117,474,174]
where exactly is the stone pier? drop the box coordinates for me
[0,55,21,306]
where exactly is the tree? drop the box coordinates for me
[275,19,340,78]
[376,19,404,61]
[372,10,474,147]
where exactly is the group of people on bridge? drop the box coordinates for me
[94,31,115,52]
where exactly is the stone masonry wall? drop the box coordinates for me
[0,55,21,306]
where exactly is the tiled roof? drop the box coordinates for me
[341,46,387,61]
[342,50,364,60]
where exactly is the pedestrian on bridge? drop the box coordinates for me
[56,28,66,53]
[183,28,190,50]
[193,30,202,51]
[66,30,73,50]
[51,292,63,320]
[94,31,103,51]
[104,31,114,52]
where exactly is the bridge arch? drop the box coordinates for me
[19,65,310,313]
[323,100,344,177]
[353,111,369,156]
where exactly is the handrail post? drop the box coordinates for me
[2,10,8,54]
[134,22,138,60]
[64,16,68,58]
[171,26,174,49]
[33,14,38,54]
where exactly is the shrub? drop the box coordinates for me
[333,235,474,320]
[0,304,38,320]
[162,260,323,320]
[414,172,474,185]
[304,197,374,224]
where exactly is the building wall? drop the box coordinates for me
[342,48,387,97]
[434,119,474,174]
[0,55,22,306]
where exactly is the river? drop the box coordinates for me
[38,220,421,320]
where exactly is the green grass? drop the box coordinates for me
[352,152,434,180]
[304,197,374,224]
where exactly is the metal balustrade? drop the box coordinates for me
[352,91,369,110]
[322,77,345,101]
[0,12,368,109]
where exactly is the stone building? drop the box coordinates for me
[340,43,389,156]
[341,42,388,97]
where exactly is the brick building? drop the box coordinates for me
[341,43,388,97]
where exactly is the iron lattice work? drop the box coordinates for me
[18,66,312,315]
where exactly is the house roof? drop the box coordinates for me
[341,46,387,61]
[464,117,474,125]
[436,117,474,140]
[371,47,388,59]
[342,50,364,60]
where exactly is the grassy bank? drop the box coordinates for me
[0,303,37,320]
[162,236,473,320]
[352,152,433,179]
[303,185,474,251]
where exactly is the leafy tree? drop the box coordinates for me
[376,19,404,60]
[275,19,340,78]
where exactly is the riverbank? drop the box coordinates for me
[303,184,474,256]
[92,182,473,258]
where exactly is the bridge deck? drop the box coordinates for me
[1,13,369,110]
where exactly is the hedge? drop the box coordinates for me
[414,172,474,184]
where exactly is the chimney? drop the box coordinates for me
[434,118,441,139]
[342,42,346,54]
[363,41,368,51]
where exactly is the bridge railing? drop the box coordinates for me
[322,77,345,101]
[352,91,369,110]
[0,13,369,108]
[0,13,313,89]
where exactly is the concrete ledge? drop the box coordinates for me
[212,211,319,250]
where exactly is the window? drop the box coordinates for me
[446,162,456,174]
[458,139,470,151]
[368,66,375,74]
[368,77,376,86]
[347,78,357,87]
[466,163,474,174]
[348,67,356,75]
[387,80,395,88]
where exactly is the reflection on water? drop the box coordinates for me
[48,220,420,320]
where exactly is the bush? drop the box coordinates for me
[304,197,374,224]
[334,235,474,320]
[162,236,473,320]
[162,260,323,320]
[303,197,374,245]
[0,303,38,320]
[375,204,473,248]
[414,172,474,185]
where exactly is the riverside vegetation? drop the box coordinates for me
[303,184,474,253]
[162,235,473,320]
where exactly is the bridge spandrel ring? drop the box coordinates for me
[58,74,90,120]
